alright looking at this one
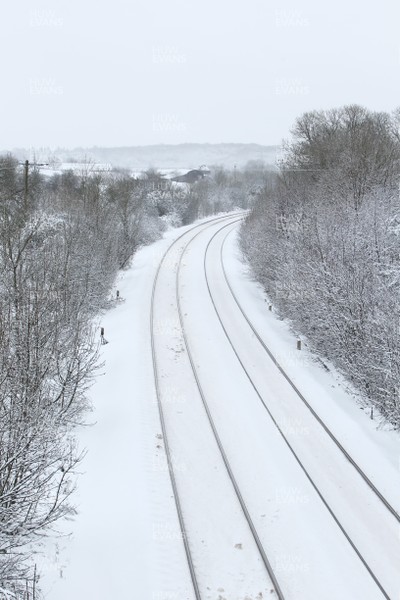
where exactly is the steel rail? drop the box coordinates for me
[219,225,400,523]
[176,217,286,600]
[202,221,392,599]
[150,213,244,600]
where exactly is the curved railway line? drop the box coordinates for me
[200,219,394,599]
[175,217,285,599]
[150,213,396,600]
[151,213,284,600]
[150,214,242,600]
[218,224,400,524]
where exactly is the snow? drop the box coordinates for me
[39,162,113,178]
[152,217,276,598]
[39,213,399,600]
[39,222,198,599]
[181,222,398,599]
[222,227,400,506]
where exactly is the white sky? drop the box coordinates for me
[1,0,399,149]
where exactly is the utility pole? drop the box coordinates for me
[23,159,29,211]
[0,159,47,210]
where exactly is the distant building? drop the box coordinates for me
[171,166,210,184]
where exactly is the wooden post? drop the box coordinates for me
[24,159,29,211]
[269,304,272,311]
[297,339,302,351]
[116,290,120,300]
[33,563,37,599]
[370,406,374,420]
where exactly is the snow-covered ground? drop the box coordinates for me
[39,214,399,600]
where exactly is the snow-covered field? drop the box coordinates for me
[39,214,399,599]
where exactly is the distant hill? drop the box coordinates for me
[7,143,281,171]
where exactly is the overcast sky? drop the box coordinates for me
[1,0,399,150]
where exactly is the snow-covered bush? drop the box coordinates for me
[240,105,400,427]
[0,161,166,593]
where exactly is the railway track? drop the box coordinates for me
[150,213,243,600]
[218,224,400,524]
[175,216,285,600]
[200,219,394,599]
[151,213,285,599]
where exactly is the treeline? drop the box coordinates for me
[0,156,263,596]
[144,161,268,225]
[240,105,400,427]
[0,157,162,596]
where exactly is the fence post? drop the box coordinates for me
[33,563,37,600]
[297,339,302,351]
